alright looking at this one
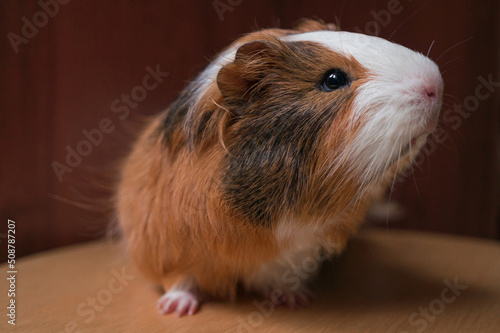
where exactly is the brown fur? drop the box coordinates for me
[116,19,399,300]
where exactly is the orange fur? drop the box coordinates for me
[117,19,406,301]
[117,115,282,299]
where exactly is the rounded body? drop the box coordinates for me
[116,19,443,314]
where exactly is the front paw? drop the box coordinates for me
[157,286,203,317]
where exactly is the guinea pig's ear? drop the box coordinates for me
[294,18,339,32]
[216,39,282,107]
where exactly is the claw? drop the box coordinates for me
[157,290,201,317]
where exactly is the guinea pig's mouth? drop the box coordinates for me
[403,137,419,154]
[398,106,440,158]
[399,133,428,159]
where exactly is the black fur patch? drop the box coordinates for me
[160,89,191,146]
[220,41,360,227]
[159,39,360,226]
[222,100,337,227]
[160,82,221,153]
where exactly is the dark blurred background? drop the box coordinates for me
[1,0,499,261]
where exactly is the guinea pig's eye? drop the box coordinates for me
[321,69,349,91]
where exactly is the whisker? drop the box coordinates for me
[388,0,430,40]
[386,141,404,229]
[426,40,435,57]
[435,36,474,62]
[439,56,463,70]
[441,69,453,76]
[336,0,348,30]
[434,125,454,150]
[390,146,403,194]
[444,93,461,104]
[47,193,105,211]
[409,135,423,201]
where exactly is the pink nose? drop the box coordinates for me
[422,84,441,103]
[419,81,443,133]
[421,75,443,104]
[426,89,436,99]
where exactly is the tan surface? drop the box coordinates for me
[1,228,499,333]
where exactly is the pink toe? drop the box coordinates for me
[187,302,199,315]
[176,300,190,317]
[160,298,179,314]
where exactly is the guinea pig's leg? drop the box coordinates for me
[156,276,204,317]
[244,249,320,310]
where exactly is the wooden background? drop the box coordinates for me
[1,0,499,261]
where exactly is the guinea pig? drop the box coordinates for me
[116,19,443,316]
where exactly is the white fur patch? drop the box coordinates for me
[243,222,342,294]
[190,44,239,105]
[284,31,444,185]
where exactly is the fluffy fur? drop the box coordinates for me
[116,19,443,315]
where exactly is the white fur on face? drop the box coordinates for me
[284,31,444,185]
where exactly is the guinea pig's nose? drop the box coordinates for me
[421,76,444,105]
[423,85,439,103]
[417,77,443,133]
[425,88,436,99]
